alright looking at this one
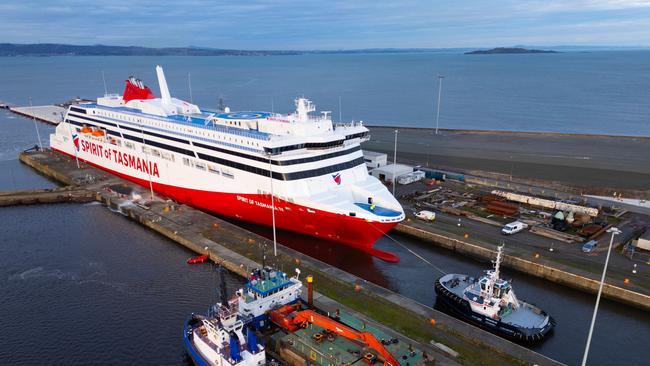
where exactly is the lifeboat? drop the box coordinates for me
[80,125,92,133]
[91,129,106,137]
[187,254,209,264]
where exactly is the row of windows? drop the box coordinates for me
[182,157,224,176]
[71,111,264,151]
[71,111,361,167]
[264,139,346,155]
[66,118,365,181]
[197,152,364,181]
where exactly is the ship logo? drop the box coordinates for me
[332,173,341,185]
[72,134,80,151]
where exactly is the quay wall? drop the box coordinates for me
[394,223,650,312]
[0,187,94,207]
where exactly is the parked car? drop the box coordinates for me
[501,221,528,235]
[415,210,436,221]
[582,240,599,253]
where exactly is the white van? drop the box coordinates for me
[502,221,528,235]
[415,210,436,221]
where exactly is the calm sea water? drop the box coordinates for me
[0,51,649,136]
[1,53,649,365]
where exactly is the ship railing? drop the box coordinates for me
[169,115,272,142]
[334,121,364,129]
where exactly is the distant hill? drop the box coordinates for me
[465,47,559,55]
[0,43,471,57]
[0,43,301,56]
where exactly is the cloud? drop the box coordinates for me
[0,1,649,48]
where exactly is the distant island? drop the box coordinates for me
[465,47,559,55]
[0,43,465,57]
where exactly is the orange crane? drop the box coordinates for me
[270,304,401,366]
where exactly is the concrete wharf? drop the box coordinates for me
[0,186,94,207]
[11,149,563,366]
[9,105,65,125]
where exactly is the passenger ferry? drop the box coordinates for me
[50,66,404,261]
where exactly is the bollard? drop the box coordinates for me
[307,275,314,307]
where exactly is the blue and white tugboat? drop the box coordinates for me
[184,296,265,366]
[434,245,555,342]
[184,266,302,365]
[236,266,303,329]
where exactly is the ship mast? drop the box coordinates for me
[492,245,503,282]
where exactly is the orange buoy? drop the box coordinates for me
[429,318,437,326]
[624,278,631,284]
[80,126,92,133]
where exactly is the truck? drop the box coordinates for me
[501,221,528,235]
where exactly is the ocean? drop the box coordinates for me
[1,51,649,136]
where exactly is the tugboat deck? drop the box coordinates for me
[501,303,549,329]
[440,274,549,329]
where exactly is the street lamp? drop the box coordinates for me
[29,97,43,149]
[581,226,621,366]
[392,129,398,197]
[435,75,444,135]
[268,153,277,257]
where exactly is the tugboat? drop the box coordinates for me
[184,265,302,365]
[434,245,555,342]
[184,269,266,366]
[236,266,303,329]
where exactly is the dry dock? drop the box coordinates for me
[13,149,563,366]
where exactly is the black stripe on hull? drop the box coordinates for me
[62,119,366,181]
[68,111,362,166]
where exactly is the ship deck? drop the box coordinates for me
[354,203,403,217]
[83,103,273,141]
[272,308,425,366]
[500,303,549,329]
[441,274,549,329]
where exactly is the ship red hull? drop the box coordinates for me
[53,148,400,261]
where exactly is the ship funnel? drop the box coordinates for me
[246,327,258,353]
[229,333,242,362]
[155,65,172,104]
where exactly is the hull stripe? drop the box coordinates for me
[64,118,366,181]
[68,111,363,165]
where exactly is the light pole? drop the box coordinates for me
[140,122,155,201]
[268,154,277,257]
[581,227,621,366]
[392,129,398,197]
[29,97,43,149]
[435,75,444,135]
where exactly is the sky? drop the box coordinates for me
[1,0,650,49]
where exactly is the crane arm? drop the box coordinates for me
[272,307,400,366]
